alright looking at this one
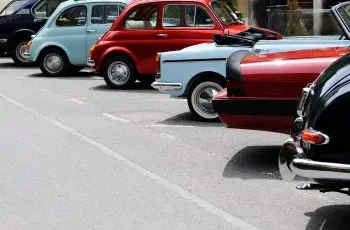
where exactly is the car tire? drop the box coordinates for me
[103,55,136,89]
[11,40,31,66]
[187,78,225,121]
[39,48,70,77]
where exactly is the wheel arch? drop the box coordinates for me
[101,48,138,72]
[8,29,36,49]
[37,45,71,64]
[184,71,226,96]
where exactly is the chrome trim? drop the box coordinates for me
[279,138,350,182]
[23,52,30,59]
[87,59,95,67]
[0,38,7,43]
[151,82,182,91]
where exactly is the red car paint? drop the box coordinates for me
[89,0,281,76]
[213,46,350,134]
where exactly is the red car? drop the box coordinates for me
[212,46,350,134]
[87,0,280,89]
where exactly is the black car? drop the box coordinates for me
[279,48,350,195]
[0,0,66,65]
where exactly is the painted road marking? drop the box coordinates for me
[102,113,130,123]
[0,92,257,230]
[68,98,85,104]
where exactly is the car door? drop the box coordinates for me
[158,3,223,52]
[52,4,87,64]
[85,3,125,59]
[115,4,174,74]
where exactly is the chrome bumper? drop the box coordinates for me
[151,82,182,92]
[87,59,95,67]
[279,117,350,182]
[0,38,7,43]
[23,52,30,59]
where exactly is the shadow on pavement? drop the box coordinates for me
[223,145,310,181]
[27,72,99,79]
[305,205,350,230]
[90,82,159,92]
[0,62,37,68]
[158,112,224,127]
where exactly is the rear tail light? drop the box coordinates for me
[156,54,160,74]
[302,128,330,145]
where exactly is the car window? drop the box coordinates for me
[124,5,158,30]
[91,5,103,24]
[106,5,119,23]
[56,5,87,27]
[32,0,67,18]
[163,5,180,27]
[185,5,214,27]
[162,4,213,28]
[0,0,26,16]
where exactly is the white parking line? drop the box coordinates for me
[0,92,257,230]
[102,113,129,123]
[160,133,177,140]
[40,88,51,93]
[141,124,198,128]
[147,98,187,102]
[68,98,85,104]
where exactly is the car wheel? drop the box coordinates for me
[39,48,70,77]
[11,40,31,66]
[103,55,136,89]
[187,79,224,121]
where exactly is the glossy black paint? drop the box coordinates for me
[0,0,46,53]
[302,52,350,166]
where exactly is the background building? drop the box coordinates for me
[234,0,346,36]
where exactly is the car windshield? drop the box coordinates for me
[337,4,350,28]
[0,0,26,16]
[210,0,238,25]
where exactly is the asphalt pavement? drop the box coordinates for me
[0,58,349,230]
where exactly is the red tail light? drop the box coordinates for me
[302,129,330,145]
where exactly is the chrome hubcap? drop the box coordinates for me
[44,53,63,74]
[197,87,219,112]
[108,61,130,86]
[15,41,29,63]
[191,81,223,120]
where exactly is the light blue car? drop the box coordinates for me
[152,5,350,121]
[24,0,129,76]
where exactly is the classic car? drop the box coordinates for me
[212,44,350,134]
[0,0,68,65]
[151,2,350,121]
[23,0,129,76]
[87,0,281,89]
[279,46,350,195]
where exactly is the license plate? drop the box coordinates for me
[296,88,310,116]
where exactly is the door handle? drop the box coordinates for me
[87,29,97,33]
[34,18,43,23]
[254,48,269,53]
[157,33,168,37]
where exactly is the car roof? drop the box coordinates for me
[129,0,212,6]
[59,0,131,8]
